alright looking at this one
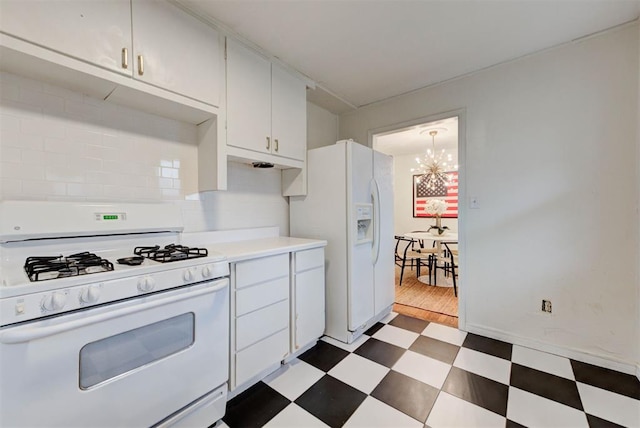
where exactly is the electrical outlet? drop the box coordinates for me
[541,300,552,313]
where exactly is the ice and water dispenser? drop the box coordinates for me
[355,204,373,243]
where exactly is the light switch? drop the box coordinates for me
[469,197,480,209]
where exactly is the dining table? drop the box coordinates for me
[403,231,458,286]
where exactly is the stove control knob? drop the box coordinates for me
[137,276,155,292]
[42,292,67,312]
[80,286,101,304]
[201,265,213,279]
[183,269,194,282]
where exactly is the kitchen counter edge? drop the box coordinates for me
[204,237,327,263]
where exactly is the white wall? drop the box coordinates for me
[0,71,288,234]
[340,23,640,371]
[392,153,458,235]
[307,101,338,150]
[636,21,640,376]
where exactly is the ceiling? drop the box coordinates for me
[179,0,639,112]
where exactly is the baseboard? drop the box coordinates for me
[465,323,637,376]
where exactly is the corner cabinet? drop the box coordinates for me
[226,39,307,165]
[229,246,325,394]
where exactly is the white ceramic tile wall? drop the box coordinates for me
[0,71,198,202]
[0,71,290,234]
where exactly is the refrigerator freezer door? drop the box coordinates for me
[347,142,375,331]
[373,150,395,315]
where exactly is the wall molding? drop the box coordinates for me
[465,323,638,376]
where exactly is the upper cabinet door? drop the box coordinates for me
[0,0,132,75]
[131,0,221,106]
[271,64,307,161]
[226,39,272,154]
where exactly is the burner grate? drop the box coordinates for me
[24,252,114,282]
[134,244,208,263]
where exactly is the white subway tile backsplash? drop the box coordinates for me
[44,152,69,167]
[20,87,64,111]
[3,132,44,151]
[85,171,117,185]
[86,144,119,161]
[157,177,174,189]
[45,165,84,183]
[2,162,45,180]
[161,167,179,179]
[0,82,21,102]
[21,117,66,139]
[0,71,198,203]
[22,179,67,196]
[20,149,46,165]
[103,185,135,199]
[1,178,22,196]
[1,146,21,163]
[66,183,104,197]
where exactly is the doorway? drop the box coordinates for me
[371,113,463,328]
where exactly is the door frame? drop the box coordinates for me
[367,108,467,331]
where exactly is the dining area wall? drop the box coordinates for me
[392,153,458,235]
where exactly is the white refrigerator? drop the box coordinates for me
[290,140,394,343]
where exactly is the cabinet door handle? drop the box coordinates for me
[137,55,144,76]
[121,48,128,69]
[274,139,279,152]
[266,136,270,150]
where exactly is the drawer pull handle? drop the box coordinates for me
[274,139,279,152]
[138,55,144,76]
[121,48,128,69]
[266,136,271,150]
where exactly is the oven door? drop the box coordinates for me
[0,279,229,428]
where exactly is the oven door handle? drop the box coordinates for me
[0,279,228,344]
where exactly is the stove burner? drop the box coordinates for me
[24,252,114,282]
[134,244,208,263]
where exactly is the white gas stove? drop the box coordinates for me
[0,201,230,428]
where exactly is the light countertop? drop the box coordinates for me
[181,228,326,262]
[205,237,326,263]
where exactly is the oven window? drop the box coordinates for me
[79,313,195,389]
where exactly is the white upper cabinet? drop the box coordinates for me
[226,39,307,163]
[272,64,307,161]
[0,0,221,108]
[0,0,132,75]
[131,1,221,106]
[226,39,272,155]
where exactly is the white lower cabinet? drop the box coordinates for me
[229,247,326,393]
[230,254,290,391]
[291,248,326,352]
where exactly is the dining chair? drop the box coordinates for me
[394,235,437,285]
[437,241,458,297]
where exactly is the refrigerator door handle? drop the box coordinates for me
[371,178,381,265]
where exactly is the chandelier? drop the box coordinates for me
[411,129,457,190]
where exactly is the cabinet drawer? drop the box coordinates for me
[295,248,324,273]
[236,299,289,351]
[236,276,289,317]
[235,328,289,387]
[235,254,289,289]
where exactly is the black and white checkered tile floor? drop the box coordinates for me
[219,312,640,428]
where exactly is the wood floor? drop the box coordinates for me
[393,266,458,328]
[393,303,458,328]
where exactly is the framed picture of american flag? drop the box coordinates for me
[413,172,459,218]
